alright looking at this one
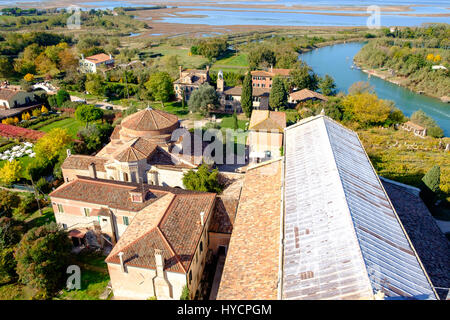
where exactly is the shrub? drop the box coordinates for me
[182,164,223,193]
[180,285,190,300]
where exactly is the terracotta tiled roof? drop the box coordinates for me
[121,108,179,132]
[105,190,216,273]
[217,159,282,300]
[251,68,291,77]
[381,178,450,300]
[50,177,168,212]
[248,110,286,132]
[113,138,157,162]
[289,88,328,102]
[223,86,270,97]
[0,88,21,101]
[85,53,113,64]
[110,125,122,140]
[209,197,238,234]
[403,121,426,131]
[61,155,107,172]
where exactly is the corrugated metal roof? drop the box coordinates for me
[283,115,438,300]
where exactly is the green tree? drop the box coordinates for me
[241,71,253,118]
[0,217,25,249]
[75,104,104,127]
[422,165,440,194]
[15,222,72,297]
[318,74,336,96]
[85,74,105,96]
[289,62,318,90]
[182,164,223,193]
[55,89,70,107]
[180,285,190,300]
[0,191,20,218]
[269,76,287,110]
[144,72,174,107]
[248,47,276,70]
[187,84,219,116]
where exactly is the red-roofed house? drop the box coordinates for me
[79,53,114,73]
[49,176,218,299]
[251,67,291,90]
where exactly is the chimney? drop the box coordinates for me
[88,163,97,179]
[154,249,164,275]
[320,108,325,115]
[109,53,112,60]
[200,211,205,227]
[118,252,126,273]
[66,149,71,158]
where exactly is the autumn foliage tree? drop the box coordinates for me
[34,128,73,162]
[0,160,22,187]
[342,92,392,126]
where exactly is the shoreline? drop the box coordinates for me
[355,62,447,103]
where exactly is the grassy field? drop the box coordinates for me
[38,117,85,138]
[211,52,249,74]
[150,44,208,68]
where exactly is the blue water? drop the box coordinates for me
[2,0,449,27]
[299,42,450,136]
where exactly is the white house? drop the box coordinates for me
[79,53,115,73]
[0,88,35,110]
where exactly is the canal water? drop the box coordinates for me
[299,42,450,136]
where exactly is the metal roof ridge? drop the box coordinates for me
[321,117,376,299]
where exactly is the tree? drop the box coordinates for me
[0,217,25,249]
[15,222,72,297]
[0,191,20,218]
[342,93,391,126]
[0,161,22,188]
[182,164,223,193]
[144,72,174,106]
[85,74,105,96]
[180,285,190,300]
[75,104,104,127]
[269,76,287,110]
[248,47,276,70]
[318,74,336,96]
[47,95,58,109]
[289,62,318,90]
[24,73,34,82]
[348,81,374,95]
[422,165,440,194]
[55,89,70,107]
[187,84,219,116]
[34,128,72,162]
[420,165,440,207]
[41,106,49,114]
[241,71,253,118]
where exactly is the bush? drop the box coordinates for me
[182,164,223,193]
[180,285,190,300]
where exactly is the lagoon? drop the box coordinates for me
[299,42,450,136]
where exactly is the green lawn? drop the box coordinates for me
[56,269,110,300]
[218,116,248,130]
[38,117,85,138]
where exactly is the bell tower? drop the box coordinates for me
[217,70,224,93]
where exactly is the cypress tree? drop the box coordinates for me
[422,165,440,194]
[241,71,253,118]
[269,76,287,110]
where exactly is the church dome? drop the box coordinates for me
[120,108,180,143]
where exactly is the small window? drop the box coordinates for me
[83,208,90,216]
[57,204,64,213]
[123,216,130,226]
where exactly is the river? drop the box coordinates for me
[299,42,450,136]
